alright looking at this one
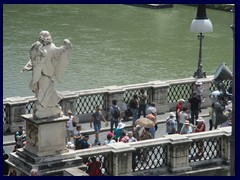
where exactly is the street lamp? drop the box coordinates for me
[190,4,213,78]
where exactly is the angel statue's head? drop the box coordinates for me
[38,30,52,45]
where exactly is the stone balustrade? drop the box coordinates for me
[3,76,220,133]
[63,126,231,176]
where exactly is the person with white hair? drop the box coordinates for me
[166,112,178,135]
[30,168,38,176]
[128,131,137,142]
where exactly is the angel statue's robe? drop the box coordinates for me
[23,39,72,119]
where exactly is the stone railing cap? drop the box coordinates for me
[107,142,135,153]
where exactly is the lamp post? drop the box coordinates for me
[190,4,213,78]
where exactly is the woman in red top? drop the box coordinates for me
[194,117,206,133]
[194,117,206,159]
[176,99,185,123]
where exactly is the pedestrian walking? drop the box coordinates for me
[90,105,107,146]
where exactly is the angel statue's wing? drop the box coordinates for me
[55,39,72,82]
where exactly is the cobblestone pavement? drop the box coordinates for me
[3,109,210,153]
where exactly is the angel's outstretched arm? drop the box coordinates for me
[21,60,33,73]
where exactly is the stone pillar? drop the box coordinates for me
[165,134,192,173]
[59,91,79,115]
[6,97,29,133]
[107,142,135,176]
[22,114,68,156]
[220,127,231,165]
[105,86,125,110]
[150,81,170,113]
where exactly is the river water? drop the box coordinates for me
[3,4,234,98]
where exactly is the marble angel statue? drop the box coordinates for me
[21,30,72,119]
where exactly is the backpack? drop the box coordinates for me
[112,106,120,119]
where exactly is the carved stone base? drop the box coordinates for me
[22,114,68,156]
[6,114,85,176]
[7,148,83,176]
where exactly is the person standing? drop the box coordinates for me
[110,99,121,133]
[73,125,83,150]
[146,110,157,138]
[90,105,106,145]
[194,117,206,159]
[176,99,185,122]
[129,94,139,128]
[166,112,178,135]
[138,89,147,118]
[178,107,189,133]
[65,110,75,145]
[14,126,26,152]
[195,80,205,112]
[188,92,204,125]
[146,102,156,115]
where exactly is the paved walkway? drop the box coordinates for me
[3,108,210,153]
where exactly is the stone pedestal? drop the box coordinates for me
[6,114,83,176]
[22,114,68,156]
